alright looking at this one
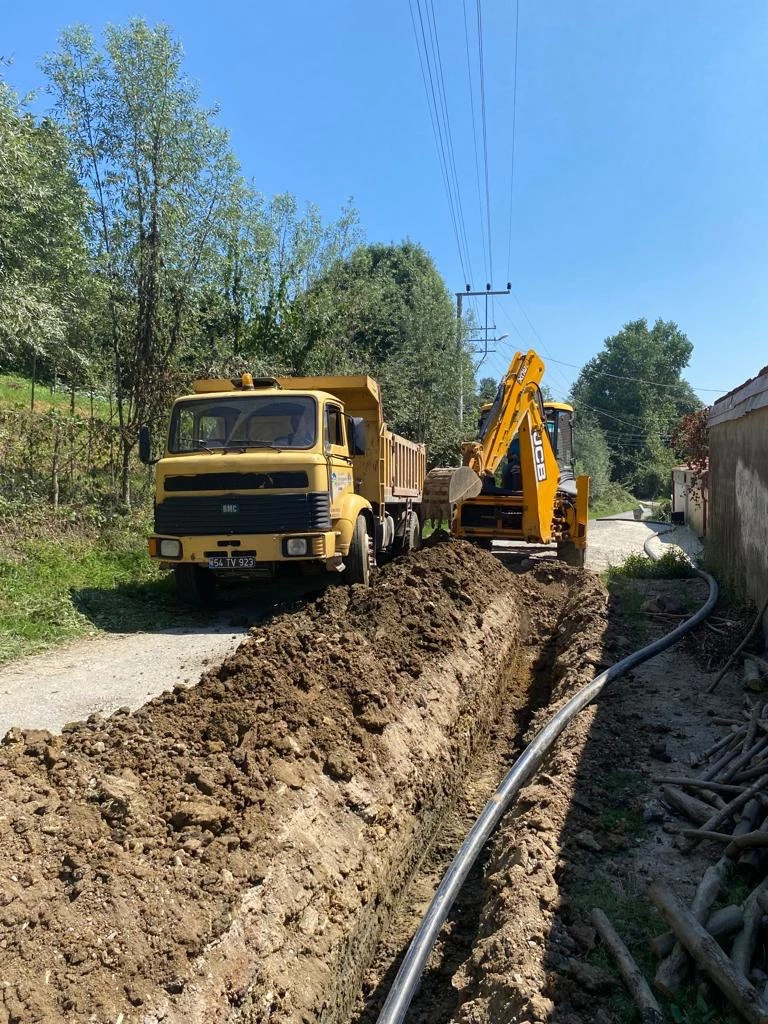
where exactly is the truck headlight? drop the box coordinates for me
[285,537,308,556]
[159,539,182,558]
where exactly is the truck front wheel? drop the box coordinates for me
[344,515,372,586]
[174,563,217,605]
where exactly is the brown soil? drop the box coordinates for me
[0,539,581,1024]
[441,576,746,1024]
[351,564,610,1024]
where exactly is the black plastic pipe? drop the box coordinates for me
[375,532,717,1024]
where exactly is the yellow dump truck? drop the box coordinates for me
[139,374,426,602]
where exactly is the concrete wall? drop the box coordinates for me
[707,368,768,640]
[672,467,707,537]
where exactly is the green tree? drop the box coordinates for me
[477,376,498,404]
[44,20,241,502]
[574,412,611,503]
[0,75,89,374]
[285,241,473,464]
[570,318,701,498]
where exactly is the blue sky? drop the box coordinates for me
[4,1,766,403]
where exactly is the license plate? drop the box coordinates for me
[207,556,256,569]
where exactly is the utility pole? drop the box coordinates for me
[455,283,513,428]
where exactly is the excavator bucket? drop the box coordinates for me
[421,466,483,524]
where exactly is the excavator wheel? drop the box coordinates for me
[421,466,483,525]
[556,541,586,568]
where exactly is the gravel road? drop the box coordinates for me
[0,623,247,737]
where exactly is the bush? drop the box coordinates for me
[605,549,696,583]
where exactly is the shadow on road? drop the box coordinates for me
[71,572,330,635]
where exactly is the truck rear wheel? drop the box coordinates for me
[393,510,421,557]
[344,515,371,586]
[174,563,217,605]
[556,541,586,568]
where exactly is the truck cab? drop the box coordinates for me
[143,374,425,602]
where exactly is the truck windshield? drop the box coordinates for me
[168,395,317,453]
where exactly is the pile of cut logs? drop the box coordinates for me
[594,698,768,1023]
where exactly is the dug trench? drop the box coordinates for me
[0,539,606,1024]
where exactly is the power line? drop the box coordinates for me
[475,0,493,283]
[505,0,520,282]
[424,0,475,283]
[462,0,488,283]
[543,355,727,394]
[407,0,470,283]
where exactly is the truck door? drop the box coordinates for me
[324,403,354,518]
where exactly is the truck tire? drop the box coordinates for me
[174,563,217,605]
[344,515,371,586]
[556,541,586,568]
[393,510,421,557]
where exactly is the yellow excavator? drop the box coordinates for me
[422,349,589,566]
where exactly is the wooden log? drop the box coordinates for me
[697,727,746,766]
[702,742,747,782]
[732,877,768,977]
[740,811,768,871]
[685,776,768,851]
[662,785,718,825]
[592,908,664,1024]
[652,777,746,797]
[744,704,762,753]
[707,595,768,694]
[679,829,768,853]
[721,738,768,783]
[734,798,762,838]
[649,882,768,1022]
[731,760,768,785]
[651,904,744,960]
[654,856,731,996]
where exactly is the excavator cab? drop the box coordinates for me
[544,403,574,472]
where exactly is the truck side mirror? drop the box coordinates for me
[138,424,152,465]
[350,417,366,456]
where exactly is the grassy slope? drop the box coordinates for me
[0,513,201,665]
[0,374,110,416]
[0,375,194,663]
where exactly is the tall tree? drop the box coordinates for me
[570,318,701,497]
[284,241,474,464]
[0,74,89,373]
[44,21,241,502]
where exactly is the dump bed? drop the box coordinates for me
[384,428,426,499]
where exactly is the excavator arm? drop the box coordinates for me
[421,349,588,560]
[422,349,558,516]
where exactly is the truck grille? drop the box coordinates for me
[155,492,331,536]
[164,471,308,491]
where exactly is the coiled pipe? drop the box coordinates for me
[375,534,717,1024]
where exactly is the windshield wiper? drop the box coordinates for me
[196,440,217,453]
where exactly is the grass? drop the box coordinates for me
[589,483,638,519]
[0,511,201,664]
[595,768,647,840]
[605,550,697,584]
[0,373,110,417]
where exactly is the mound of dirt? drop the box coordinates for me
[0,539,554,1024]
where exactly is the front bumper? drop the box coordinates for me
[148,530,340,567]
